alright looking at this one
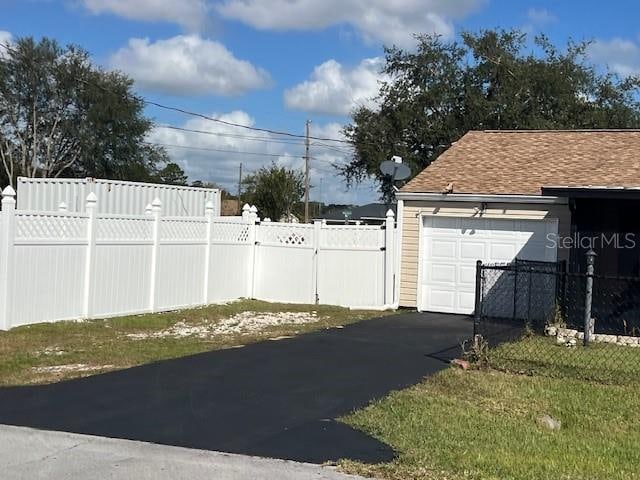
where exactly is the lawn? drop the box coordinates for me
[0,300,391,386]
[488,334,640,383]
[341,339,640,480]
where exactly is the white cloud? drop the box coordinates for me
[216,0,483,48]
[80,0,209,31]
[147,112,379,205]
[109,35,271,96]
[587,38,640,77]
[284,57,388,116]
[526,8,557,26]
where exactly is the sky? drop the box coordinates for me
[2,0,640,205]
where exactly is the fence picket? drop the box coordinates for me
[0,197,398,329]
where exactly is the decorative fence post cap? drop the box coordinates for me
[145,203,153,214]
[205,200,215,212]
[386,209,395,218]
[151,197,162,208]
[242,204,251,212]
[86,192,98,203]
[249,205,258,214]
[58,202,68,211]
[2,185,16,197]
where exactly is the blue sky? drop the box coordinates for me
[2,0,640,204]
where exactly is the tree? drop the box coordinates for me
[0,36,167,186]
[344,30,640,199]
[156,162,188,186]
[242,163,305,221]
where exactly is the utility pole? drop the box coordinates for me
[318,177,323,216]
[304,119,311,223]
[237,162,243,215]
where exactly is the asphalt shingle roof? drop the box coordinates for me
[401,130,640,195]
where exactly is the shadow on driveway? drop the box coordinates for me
[0,312,472,464]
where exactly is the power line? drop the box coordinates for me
[156,124,308,146]
[0,40,358,145]
[144,141,302,159]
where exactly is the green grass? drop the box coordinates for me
[341,367,640,480]
[488,335,640,384]
[0,300,392,386]
[340,334,640,480]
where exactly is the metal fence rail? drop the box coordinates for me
[473,257,640,383]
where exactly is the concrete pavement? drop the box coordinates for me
[0,425,366,480]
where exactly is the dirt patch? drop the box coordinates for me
[32,364,115,374]
[125,311,321,340]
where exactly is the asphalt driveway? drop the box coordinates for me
[0,312,472,464]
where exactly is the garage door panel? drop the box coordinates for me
[458,265,476,286]
[460,222,485,236]
[489,243,517,262]
[420,216,558,314]
[431,240,456,259]
[488,219,517,235]
[430,264,456,283]
[431,217,458,230]
[428,289,456,310]
[460,242,485,259]
[458,292,476,311]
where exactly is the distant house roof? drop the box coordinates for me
[319,203,395,222]
[401,130,640,195]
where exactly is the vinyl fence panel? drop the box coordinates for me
[11,211,87,327]
[90,215,154,317]
[0,187,398,330]
[253,222,316,304]
[207,219,253,302]
[317,225,386,308]
[155,217,208,310]
[17,177,221,217]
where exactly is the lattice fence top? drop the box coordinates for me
[96,216,153,242]
[258,223,313,246]
[210,221,251,244]
[321,226,383,249]
[15,213,87,241]
[160,218,207,241]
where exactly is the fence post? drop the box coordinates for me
[149,198,162,313]
[242,203,251,221]
[247,205,258,299]
[584,249,597,346]
[203,200,215,305]
[82,193,97,319]
[58,202,68,212]
[384,209,395,306]
[473,259,483,337]
[512,260,519,322]
[0,186,16,330]
[313,220,322,304]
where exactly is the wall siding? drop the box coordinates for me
[399,200,571,308]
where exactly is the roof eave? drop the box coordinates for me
[395,192,568,204]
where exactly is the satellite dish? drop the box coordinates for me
[380,160,411,181]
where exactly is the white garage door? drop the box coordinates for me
[419,216,558,314]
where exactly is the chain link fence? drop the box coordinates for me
[472,257,640,383]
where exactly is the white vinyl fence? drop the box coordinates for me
[0,186,397,330]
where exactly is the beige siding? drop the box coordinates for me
[399,200,572,308]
